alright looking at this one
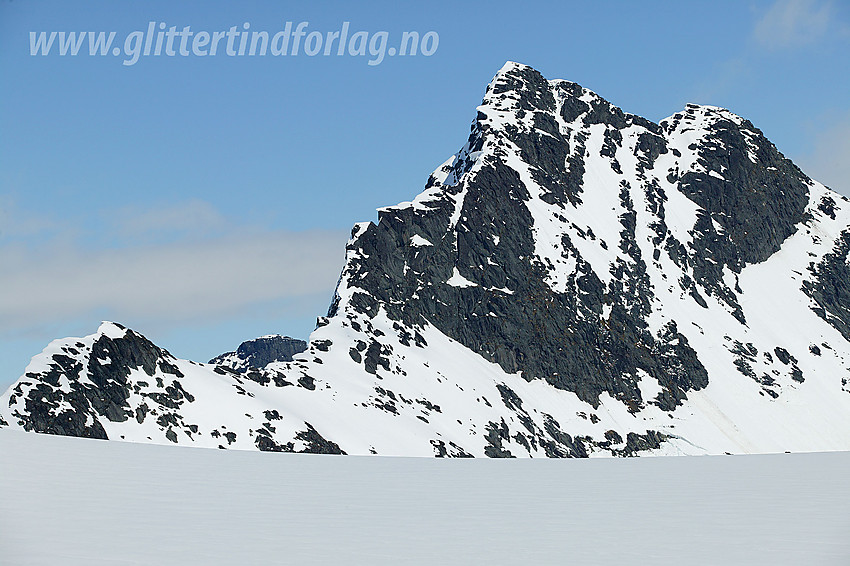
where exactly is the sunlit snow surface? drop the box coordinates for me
[1,430,849,566]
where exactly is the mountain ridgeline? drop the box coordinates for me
[3,62,850,457]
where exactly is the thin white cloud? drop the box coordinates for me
[0,195,70,241]
[0,201,349,334]
[754,0,833,49]
[107,199,228,243]
[796,112,850,196]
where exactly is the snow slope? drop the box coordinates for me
[2,430,849,566]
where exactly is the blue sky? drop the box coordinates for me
[1,0,849,388]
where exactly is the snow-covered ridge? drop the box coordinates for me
[3,62,850,457]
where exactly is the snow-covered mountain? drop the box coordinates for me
[3,62,850,457]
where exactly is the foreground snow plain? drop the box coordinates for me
[2,430,848,565]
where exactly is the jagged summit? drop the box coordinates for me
[493,61,755,126]
[3,63,850,457]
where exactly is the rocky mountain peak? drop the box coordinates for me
[325,63,838,415]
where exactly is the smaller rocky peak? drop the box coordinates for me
[663,104,811,269]
[210,335,308,372]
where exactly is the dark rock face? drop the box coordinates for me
[337,65,724,411]
[661,105,811,324]
[804,229,850,341]
[295,423,346,454]
[665,106,810,268]
[210,335,307,371]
